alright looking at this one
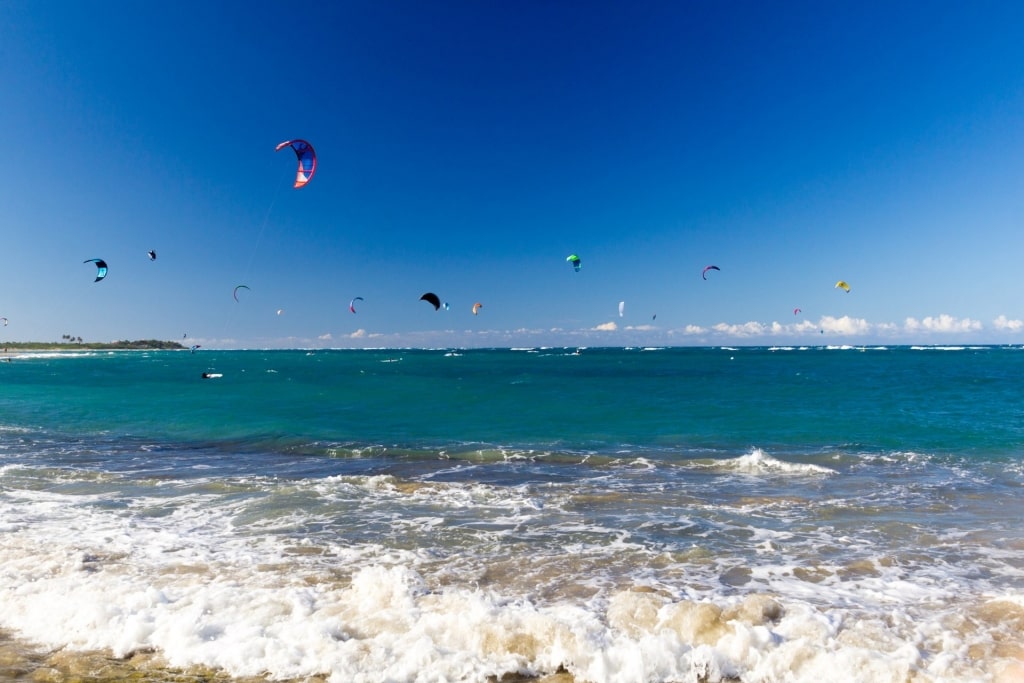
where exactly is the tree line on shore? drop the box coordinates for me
[2,339,185,350]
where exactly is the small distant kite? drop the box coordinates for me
[835,280,851,293]
[84,259,108,282]
[275,139,317,189]
[793,308,802,316]
[147,250,157,261]
[1,317,7,326]
[472,302,483,315]
[349,296,364,314]
[233,284,250,302]
[618,301,625,318]
[702,265,720,280]
[189,344,201,354]
[276,309,284,316]
[566,254,582,272]
[420,292,441,310]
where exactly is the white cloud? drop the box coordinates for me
[819,315,871,335]
[904,314,981,333]
[793,320,821,334]
[712,321,767,337]
[993,315,1024,332]
[237,311,1008,350]
[874,322,899,334]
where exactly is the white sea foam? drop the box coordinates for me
[710,448,836,476]
[0,424,34,433]
[4,351,101,359]
[0,530,1011,682]
[909,345,987,351]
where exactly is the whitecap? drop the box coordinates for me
[719,448,836,476]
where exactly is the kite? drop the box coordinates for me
[233,284,250,302]
[147,250,156,261]
[835,280,851,293]
[1,317,7,326]
[276,309,284,315]
[618,301,625,318]
[794,308,802,315]
[566,254,582,272]
[472,302,483,315]
[443,302,450,311]
[702,265,720,280]
[84,259,108,282]
[349,297,364,314]
[189,344,201,354]
[275,139,317,189]
[420,292,441,310]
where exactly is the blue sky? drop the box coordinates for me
[2,1,1023,348]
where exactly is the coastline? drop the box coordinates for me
[1,341,186,359]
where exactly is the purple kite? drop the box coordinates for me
[275,139,317,188]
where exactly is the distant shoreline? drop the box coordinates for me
[1,340,185,354]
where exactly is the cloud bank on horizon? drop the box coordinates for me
[188,313,1024,350]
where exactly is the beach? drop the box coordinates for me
[2,347,1023,682]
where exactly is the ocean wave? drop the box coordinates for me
[698,448,837,476]
[2,351,102,359]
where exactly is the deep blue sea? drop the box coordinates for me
[2,346,1023,682]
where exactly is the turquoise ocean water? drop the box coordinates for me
[2,346,1023,681]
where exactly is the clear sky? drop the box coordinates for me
[2,1,1023,348]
